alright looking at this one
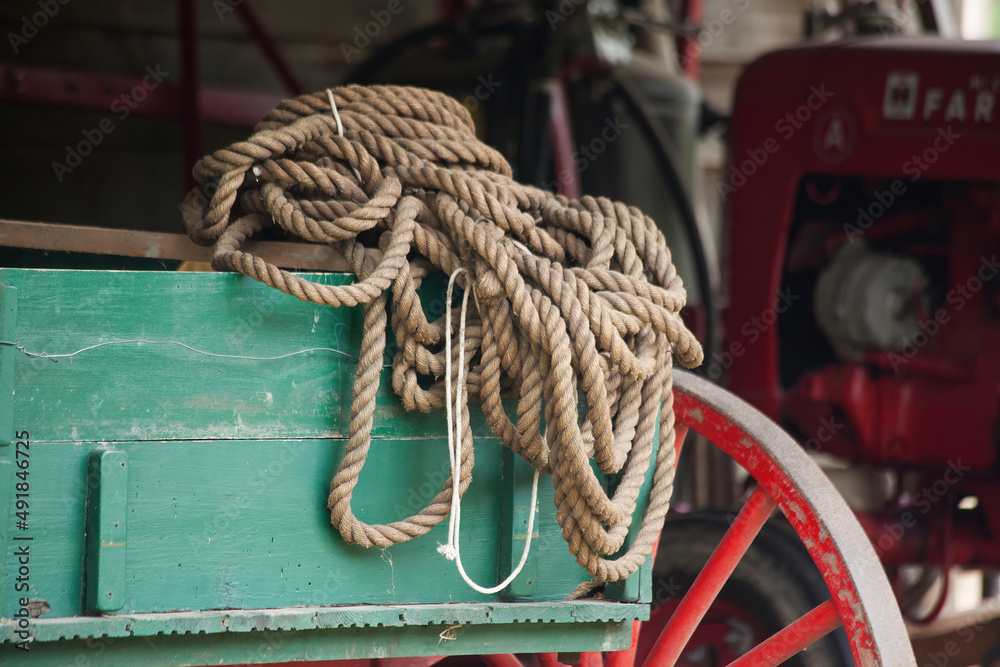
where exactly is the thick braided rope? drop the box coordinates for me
[182,84,703,582]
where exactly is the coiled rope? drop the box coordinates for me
[181,84,703,584]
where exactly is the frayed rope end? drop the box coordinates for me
[437,544,458,561]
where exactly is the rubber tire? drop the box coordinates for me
[650,512,854,667]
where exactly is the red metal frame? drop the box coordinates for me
[663,384,883,666]
[725,38,1000,417]
[539,377,899,666]
[535,381,900,667]
[677,0,704,80]
[549,74,581,200]
[1,0,301,191]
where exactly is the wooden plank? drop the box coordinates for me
[499,448,539,598]
[0,613,637,665]
[2,267,464,442]
[0,219,364,272]
[0,459,11,609]
[0,435,607,624]
[0,601,648,643]
[3,269,359,442]
[0,285,15,446]
[84,450,128,613]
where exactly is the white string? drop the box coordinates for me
[436,268,541,595]
[327,88,363,182]
[326,88,345,136]
[0,339,358,363]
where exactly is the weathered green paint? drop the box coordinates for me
[1,436,621,615]
[0,603,641,665]
[0,268,653,660]
[499,448,538,598]
[0,600,648,643]
[3,270,358,443]
[0,284,16,447]
[85,449,128,612]
[0,460,11,594]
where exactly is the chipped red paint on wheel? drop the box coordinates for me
[651,370,914,667]
[674,394,877,662]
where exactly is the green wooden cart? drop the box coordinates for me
[0,266,655,666]
[0,231,916,666]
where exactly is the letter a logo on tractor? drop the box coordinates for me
[813,108,857,164]
[883,72,919,120]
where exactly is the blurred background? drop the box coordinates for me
[1,0,993,236]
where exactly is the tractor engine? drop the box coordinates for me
[813,240,931,363]
[793,181,1000,474]
[723,38,1000,582]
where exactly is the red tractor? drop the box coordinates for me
[723,37,1000,625]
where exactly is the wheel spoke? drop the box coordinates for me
[673,424,690,460]
[725,599,842,667]
[640,485,776,667]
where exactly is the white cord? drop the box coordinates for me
[437,267,541,595]
[327,88,363,182]
[326,88,345,136]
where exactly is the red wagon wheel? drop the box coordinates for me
[594,369,916,667]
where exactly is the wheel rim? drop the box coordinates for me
[637,369,915,667]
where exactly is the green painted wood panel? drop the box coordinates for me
[0,436,611,618]
[0,269,498,443]
[0,601,649,643]
[4,269,356,442]
[0,268,652,656]
[0,285,16,447]
[499,448,539,598]
[0,604,641,665]
[85,449,129,612]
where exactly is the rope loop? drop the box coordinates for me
[182,84,703,586]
